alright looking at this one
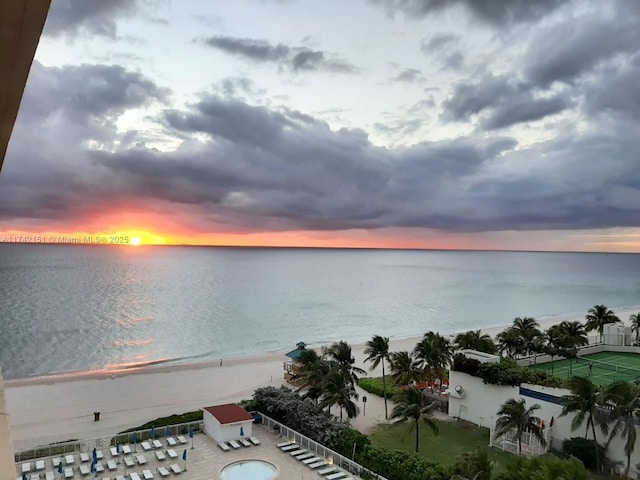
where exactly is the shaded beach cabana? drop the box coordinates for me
[283,341,307,384]
[202,404,253,443]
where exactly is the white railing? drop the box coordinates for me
[489,425,550,457]
[257,412,387,480]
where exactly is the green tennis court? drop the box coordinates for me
[529,352,640,386]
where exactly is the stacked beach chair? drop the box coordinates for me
[276,440,355,480]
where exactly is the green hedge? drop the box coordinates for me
[359,377,402,399]
[473,359,564,388]
[359,446,449,480]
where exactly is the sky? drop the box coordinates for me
[1,0,640,251]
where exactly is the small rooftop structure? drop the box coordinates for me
[202,404,254,443]
[459,349,500,364]
[284,341,307,384]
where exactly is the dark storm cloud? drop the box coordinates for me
[583,56,640,121]
[202,35,359,73]
[370,0,569,25]
[524,13,640,87]
[19,61,169,124]
[420,33,458,53]
[44,0,136,38]
[442,74,570,130]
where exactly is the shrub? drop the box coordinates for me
[475,359,563,387]
[358,377,402,399]
[493,455,589,480]
[359,446,449,480]
[335,428,371,459]
[562,437,605,471]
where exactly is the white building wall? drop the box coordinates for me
[0,369,16,480]
[202,412,253,443]
[448,371,640,476]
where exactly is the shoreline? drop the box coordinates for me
[5,306,639,450]
[6,304,639,387]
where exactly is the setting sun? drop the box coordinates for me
[130,236,142,246]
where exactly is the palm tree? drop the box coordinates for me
[319,369,359,420]
[512,317,543,356]
[452,448,494,480]
[560,376,603,471]
[496,328,523,358]
[545,325,563,374]
[390,385,439,453]
[585,305,620,343]
[324,340,366,388]
[389,350,423,387]
[454,330,497,354]
[558,321,588,349]
[297,350,330,404]
[364,335,391,419]
[494,398,546,454]
[414,331,453,384]
[601,381,640,477]
[630,312,640,344]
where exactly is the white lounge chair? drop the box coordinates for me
[64,467,73,479]
[122,446,132,455]
[52,458,61,468]
[169,464,182,474]
[36,460,45,471]
[280,444,298,452]
[79,453,89,463]
[177,435,187,444]
[166,438,177,447]
[141,470,153,480]
[156,467,170,478]
[152,440,162,449]
[45,472,55,480]
[129,473,141,480]
[166,449,177,459]
[228,440,241,449]
[123,457,134,468]
[106,460,117,471]
[109,447,119,457]
[95,450,104,460]
[275,441,293,448]
[326,473,347,480]
[115,476,125,480]
[136,454,147,465]
[309,461,327,469]
[141,442,152,451]
[30,474,39,480]
[239,438,251,447]
[155,451,165,461]
[217,442,230,452]
[95,463,104,473]
[79,465,90,475]
[318,467,337,475]
[302,457,321,465]
[21,463,31,473]
[289,449,306,456]
[296,453,314,461]
[65,455,74,465]
[249,436,261,445]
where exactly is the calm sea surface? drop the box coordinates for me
[1,245,639,380]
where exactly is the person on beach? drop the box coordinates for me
[220,358,223,367]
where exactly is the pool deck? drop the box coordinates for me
[16,425,360,480]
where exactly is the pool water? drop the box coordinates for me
[220,460,278,480]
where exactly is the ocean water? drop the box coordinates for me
[1,245,639,380]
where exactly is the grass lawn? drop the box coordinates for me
[368,418,513,471]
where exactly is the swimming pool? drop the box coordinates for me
[220,459,278,480]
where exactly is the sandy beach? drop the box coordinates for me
[5,306,639,450]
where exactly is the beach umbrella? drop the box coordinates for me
[22,472,27,480]
[183,449,188,472]
[151,426,156,439]
[92,448,97,463]
[132,432,138,444]
[240,426,244,438]
[116,443,120,455]
[90,461,96,474]
[57,462,63,474]
[165,425,171,438]
[189,428,194,449]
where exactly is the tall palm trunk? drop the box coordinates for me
[415,418,420,453]
[382,360,388,419]
[589,418,600,471]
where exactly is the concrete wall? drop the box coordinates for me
[517,344,640,367]
[202,412,252,443]
[448,371,639,476]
